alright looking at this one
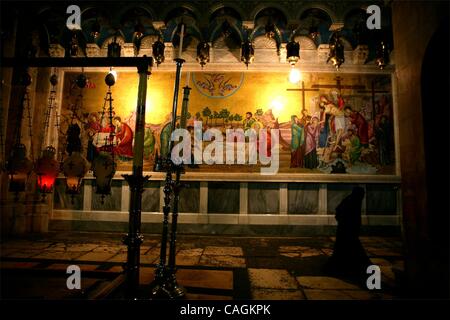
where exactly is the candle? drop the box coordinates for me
[186,71,190,87]
[178,23,185,58]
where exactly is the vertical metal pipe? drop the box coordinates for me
[167,58,185,157]
[180,86,191,129]
[123,59,152,299]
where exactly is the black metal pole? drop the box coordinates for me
[165,166,186,298]
[167,58,185,156]
[123,59,152,299]
[150,167,173,298]
[150,58,185,299]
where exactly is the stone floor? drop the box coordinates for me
[0,232,405,300]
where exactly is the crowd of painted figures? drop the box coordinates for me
[75,92,392,173]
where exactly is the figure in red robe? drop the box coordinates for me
[113,116,134,159]
[344,107,369,146]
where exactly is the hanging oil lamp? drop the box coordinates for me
[241,40,254,68]
[35,146,59,199]
[62,72,89,202]
[327,32,345,69]
[7,70,33,200]
[196,41,210,68]
[375,41,390,70]
[35,73,60,200]
[92,69,117,204]
[152,36,165,67]
[286,39,300,66]
[7,143,33,199]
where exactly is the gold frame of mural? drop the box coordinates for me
[53,67,401,183]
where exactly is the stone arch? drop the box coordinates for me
[250,2,293,21]
[208,2,245,22]
[139,35,160,49]
[161,4,201,25]
[101,35,126,49]
[342,4,370,23]
[116,3,156,22]
[297,3,337,25]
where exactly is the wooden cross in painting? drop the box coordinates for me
[286,81,319,111]
[310,76,365,109]
[357,80,389,120]
[311,76,366,93]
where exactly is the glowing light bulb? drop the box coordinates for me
[289,67,302,84]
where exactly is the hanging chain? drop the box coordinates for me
[0,84,4,168]
[40,78,57,152]
[97,89,109,146]
[24,88,35,162]
[107,86,116,161]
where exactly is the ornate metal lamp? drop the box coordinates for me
[35,146,59,198]
[62,72,89,202]
[134,21,145,40]
[7,143,33,197]
[196,41,210,68]
[7,70,33,199]
[241,40,254,68]
[62,149,89,197]
[92,69,117,204]
[327,32,345,69]
[152,37,165,67]
[286,40,300,66]
[108,35,121,58]
[35,73,60,200]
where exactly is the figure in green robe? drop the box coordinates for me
[344,129,361,164]
[143,127,155,159]
[290,115,305,168]
[159,123,172,158]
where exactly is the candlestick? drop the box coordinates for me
[178,23,184,58]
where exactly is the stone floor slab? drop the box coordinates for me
[76,252,117,262]
[248,269,298,290]
[297,276,360,290]
[139,267,155,284]
[33,251,87,260]
[304,289,353,300]
[199,255,246,268]
[177,269,233,290]
[252,289,305,300]
[203,246,243,256]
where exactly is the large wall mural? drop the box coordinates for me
[59,71,395,175]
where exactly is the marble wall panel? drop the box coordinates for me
[288,183,319,214]
[208,182,239,214]
[248,183,279,214]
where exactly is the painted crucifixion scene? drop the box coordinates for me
[59,71,395,175]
